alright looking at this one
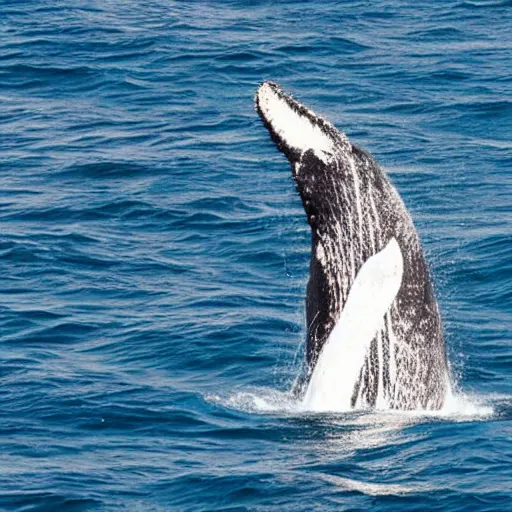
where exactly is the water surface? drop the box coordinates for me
[1,1,511,510]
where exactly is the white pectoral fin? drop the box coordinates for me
[302,238,404,412]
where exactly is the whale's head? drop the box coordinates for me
[255,81,352,230]
[255,82,350,165]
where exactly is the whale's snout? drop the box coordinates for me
[255,81,342,163]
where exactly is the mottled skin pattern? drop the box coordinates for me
[256,82,448,410]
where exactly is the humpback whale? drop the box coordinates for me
[255,82,449,411]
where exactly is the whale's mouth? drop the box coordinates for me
[255,82,337,163]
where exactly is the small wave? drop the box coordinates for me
[317,473,430,496]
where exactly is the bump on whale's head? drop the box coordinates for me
[255,81,349,169]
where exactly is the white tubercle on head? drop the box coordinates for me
[256,82,336,159]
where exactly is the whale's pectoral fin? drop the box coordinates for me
[303,238,404,412]
[343,237,404,329]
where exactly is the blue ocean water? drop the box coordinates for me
[1,0,511,510]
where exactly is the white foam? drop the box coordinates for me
[206,388,494,420]
[206,388,300,415]
[302,238,404,412]
[435,388,494,418]
[257,83,334,160]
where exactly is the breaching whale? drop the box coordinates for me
[255,81,449,411]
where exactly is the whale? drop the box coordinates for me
[255,81,450,411]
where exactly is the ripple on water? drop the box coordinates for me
[1,0,511,510]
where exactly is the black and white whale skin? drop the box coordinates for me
[255,82,449,411]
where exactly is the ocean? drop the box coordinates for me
[1,1,511,510]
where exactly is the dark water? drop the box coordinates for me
[1,1,511,510]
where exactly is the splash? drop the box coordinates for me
[207,386,494,420]
[206,388,300,415]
